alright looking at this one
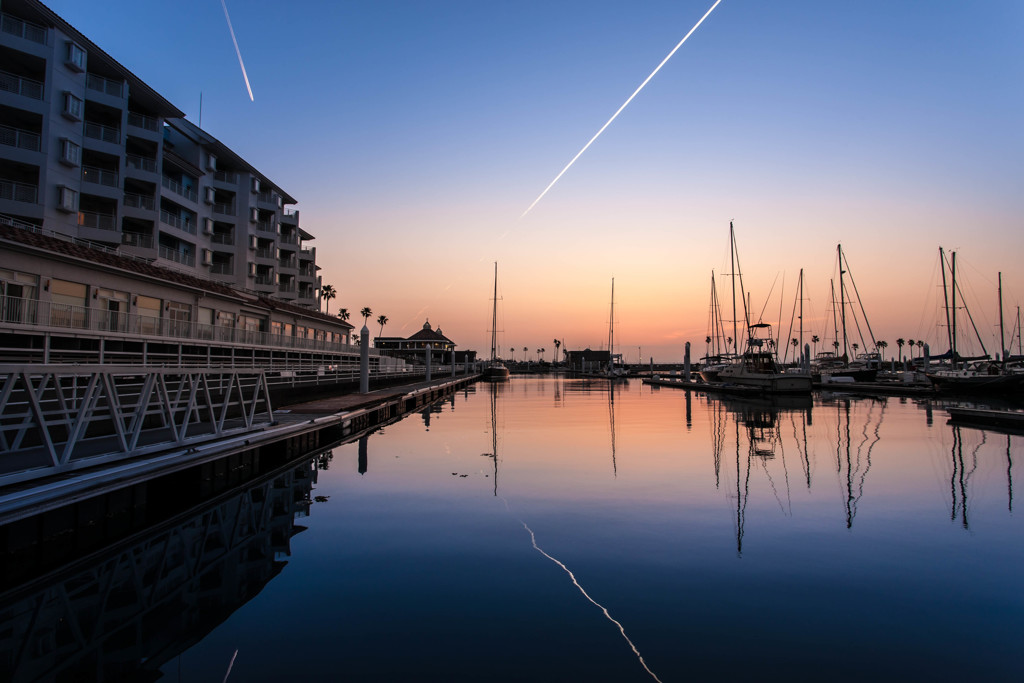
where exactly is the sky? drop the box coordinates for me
[45,0,1024,362]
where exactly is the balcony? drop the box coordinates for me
[299,266,316,278]
[278,283,297,294]
[127,111,159,132]
[213,170,238,184]
[86,73,124,98]
[256,219,276,234]
[1,12,48,44]
[0,124,41,152]
[158,245,195,267]
[0,179,38,203]
[255,247,275,259]
[278,258,297,270]
[210,262,233,275]
[77,210,116,231]
[82,165,118,187]
[279,233,298,245]
[254,276,274,286]
[211,232,234,245]
[123,192,155,211]
[161,176,197,202]
[0,70,43,100]
[126,154,157,173]
[122,231,153,248]
[160,209,196,234]
[212,202,235,216]
[84,121,120,145]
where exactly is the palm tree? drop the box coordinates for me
[510,348,515,362]
[916,339,924,357]
[523,346,528,361]
[376,314,389,339]
[337,308,350,323]
[360,307,372,326]
[553,339,561,363]
[896,338,905,361]
[907,338,915,359]
[852,342,860,356]
[320,284,336,315]
[877,340,888,362]
[537,348,545,362]
[811,334,820,358]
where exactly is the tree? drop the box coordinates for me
[523,346,528,361]
[811,334,820,357]
[896,338,905,361]
[852,342,860,355]
[553,339,561,363]
[877,340,888,361]
[537,348,545,362]
[376,314,389,339]
[907,338,915,359]
[360,307,372,326]
[352,334,360,345]
[916,339,924,356]
[320,284,336,315]
[337,308,350,323]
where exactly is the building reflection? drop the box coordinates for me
[0,456,319,682]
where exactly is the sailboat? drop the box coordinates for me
[483,262,510,381]
[716,223,812,394]
[603,278,629,379]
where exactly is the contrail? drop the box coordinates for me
[521,522,662,682]
[521,0,722,218]
[220,0,254,101]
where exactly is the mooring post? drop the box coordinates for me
[804,343,811,373]
[359,324,370,393]
[684,342,691,381]
[425,346,432,382]
[451,350,456,377]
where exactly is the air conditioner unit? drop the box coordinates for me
[248,262,256,276]
[250,208,258,223]
[57,186,77,213]
[207,153,217,171]
[251,178,261,193]
[202,249,213,266]
[203,218,214,234]
[204,187,214,204]
[249,235,257,249]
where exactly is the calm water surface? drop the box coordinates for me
[6,377,1022,681]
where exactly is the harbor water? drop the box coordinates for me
[2,377,1021,681]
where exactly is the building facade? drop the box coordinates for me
[375,321,457,365]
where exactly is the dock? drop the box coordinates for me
[946,407,1024,432]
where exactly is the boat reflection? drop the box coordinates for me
[0,455,320,682]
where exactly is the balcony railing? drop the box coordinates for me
[127,111,159,132]
[158,245,195,267]
[278,258,297,269]
[82,165,118,187]
[256,220,276,234]
[123,192,155,210]
[0,124,41,151]
[213,170,238,184]
[210,263,233,275]
[126,154,157,173]
[161,176,198,202]
[159,209,196,234]
[1,11,48,44]
[299,267,316,277]
[86,73,124,98]
[255,247,275,259]
[0,179,38,203]
[212,202,235,216]
[0,70,43,100]
[84,121,120,144]
[279,233,298,245]
[77,210,117,231]
[253,276,274,286]
[278,283,297,294]
[122,231,153,248]
[211,232,234,245]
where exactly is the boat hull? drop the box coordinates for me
[718,367,813,394]
[483,365,510,381]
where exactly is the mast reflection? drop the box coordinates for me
[830,397,884,529]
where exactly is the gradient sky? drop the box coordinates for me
[46,0,1024,361]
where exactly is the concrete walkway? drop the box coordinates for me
[278,374,481,415]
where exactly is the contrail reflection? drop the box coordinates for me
[521,522,662,682]
[220,0,255,101]
[521,0,723,217]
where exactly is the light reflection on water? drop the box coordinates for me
[2,377,1020,681]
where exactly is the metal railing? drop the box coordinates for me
[1,11,48,44]
[77,210,117,231]
[0,365,274,486]
[86,73,124,98]
[278,258,297,269]
[122,231,153,248]
[84,121,120,144]
[210,262,233,275]
[255,247,275,259]
[256,220,276,233]
[123,192,155,210]
[253,276,274,286]
[160,209,196,234]
[213,170,238,184]
[279,233,298,245]
[0,124,41,151]
[161,176,198,202]
[278,283,297,294]
[211,232,234,245]
[0,69,43,99]
[158,245,195,267]
[82,165,118,187]
[126,154,158,173]
[0,179,38,203]
[127,111,159,131]
[213,202,235,215]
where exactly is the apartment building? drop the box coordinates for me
[0,0,320,308]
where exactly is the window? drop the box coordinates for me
[59,138,80,166]
[65,41,86,71]
[136,295,161,335]
[49,279,87,329]
[62,92,83,120]
[57,185,77,212]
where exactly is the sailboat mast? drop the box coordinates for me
[608,278,615,368]
[490,262,499,362]
[798,268,804,362]
[838,244,848,360]
[951,251,958,368]
[939,247,953,356]
[730,222,739,356]
[999,272,1006,363]
[830,279,839,358]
